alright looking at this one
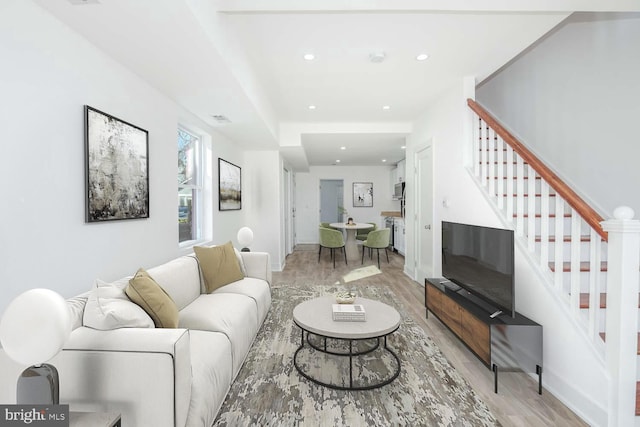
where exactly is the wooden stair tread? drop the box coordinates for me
[536,235,591,243]
[549,261,608,272]
[637,382,640,416]
[487,176,541,180]
[500,193,556,197]
[579,292,640,309]
[515,213,572,218]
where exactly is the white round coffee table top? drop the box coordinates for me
[293,296,401,340]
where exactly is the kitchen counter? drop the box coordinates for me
[381,211,402,218]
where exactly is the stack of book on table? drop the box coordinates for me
[332,304,366,322]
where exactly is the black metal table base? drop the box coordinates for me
[293,327,401,390]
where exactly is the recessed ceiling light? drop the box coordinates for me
[416,53,429,61]
[382,159,387,163]
[308,105,316,110]
[303,53,315,61]
[336,160,341,163]
[382,105,390,110]
[340,146,346,150]
[401,145,406,149]
[369,52,386,63]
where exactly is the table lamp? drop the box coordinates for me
[237,227,254,252]
[0,288,71,404]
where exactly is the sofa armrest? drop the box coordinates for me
[63,327,191,427]
[241,251,272,285]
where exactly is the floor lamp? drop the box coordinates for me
[0,288,71,404]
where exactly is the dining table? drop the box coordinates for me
[330,222,374,261]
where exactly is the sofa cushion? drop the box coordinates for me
[194,242,244,293]
[179,293,258,377]
[126,269,179,328]
[184,330,233,427]
[67,291,90,331]
[84,279,154,330]
[146,256,201,310]
[212,278,271,327]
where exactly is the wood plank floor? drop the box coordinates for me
[273,244,588,427]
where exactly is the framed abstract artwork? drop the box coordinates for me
[353,182,373,207]
[85,106,149,222]
[218,158,241,210]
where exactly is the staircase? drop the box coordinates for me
[467,98,640,425]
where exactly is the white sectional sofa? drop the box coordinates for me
[0,248,272,427]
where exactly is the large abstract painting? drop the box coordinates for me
[85,106,149,222]
[353,182,373,207]
[219,158,241,211]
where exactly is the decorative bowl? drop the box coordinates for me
[335,291,356,304]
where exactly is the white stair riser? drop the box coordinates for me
[535,241,608,263]
[554,270,607,293]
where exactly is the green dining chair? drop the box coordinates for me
[356,222,377,241]
[320,222,337,230]
[362,228,391,268]
[319,227,347,268]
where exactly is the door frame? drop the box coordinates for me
[414,141,434,283]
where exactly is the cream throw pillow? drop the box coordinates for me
[126,269,179,328]
[83,279,154,330]
[194,242,244,293]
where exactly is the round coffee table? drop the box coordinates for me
[292,296,401,390]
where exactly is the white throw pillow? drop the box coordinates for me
[234,248,247,276]
[83,279,154,330]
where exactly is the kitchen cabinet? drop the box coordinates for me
[397,159,406,183]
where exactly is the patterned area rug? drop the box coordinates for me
[213,283,500,427]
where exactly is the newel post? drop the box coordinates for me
[601,206,640,426]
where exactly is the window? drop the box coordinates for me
[178,128,202,243]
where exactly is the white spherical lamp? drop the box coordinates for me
[0,288,71,404]
[237,227,254,252]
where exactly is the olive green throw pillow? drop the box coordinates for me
[194,242,244,293]
[125,268,179,328]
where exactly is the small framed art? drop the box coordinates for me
[353,182,373,207]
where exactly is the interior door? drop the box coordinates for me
[319,179,344,224]
[416,144,434,282]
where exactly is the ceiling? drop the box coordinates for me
[32,0,637,170]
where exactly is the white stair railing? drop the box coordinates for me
[467,98,640,424]
[468,98,607,347]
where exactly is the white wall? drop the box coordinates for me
[0,0,249,315]
[244,150,283,271]
[406,81,607,426]
[295,165,398,244]
[476,12,640,218]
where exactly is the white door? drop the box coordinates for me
[415,145,434,282]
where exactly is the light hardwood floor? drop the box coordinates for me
[273,244,588,427]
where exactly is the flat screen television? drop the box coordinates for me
[441,221,515,317]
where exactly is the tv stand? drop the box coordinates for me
[424,278,543,394]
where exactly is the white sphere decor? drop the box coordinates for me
[613,206,635,220]
[237,227,254,247]
[0,289,71,367]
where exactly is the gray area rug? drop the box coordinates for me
[213,283,500,426]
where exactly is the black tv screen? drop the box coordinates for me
[441,221,515,317]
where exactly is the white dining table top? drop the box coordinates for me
[329,222,374,230]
